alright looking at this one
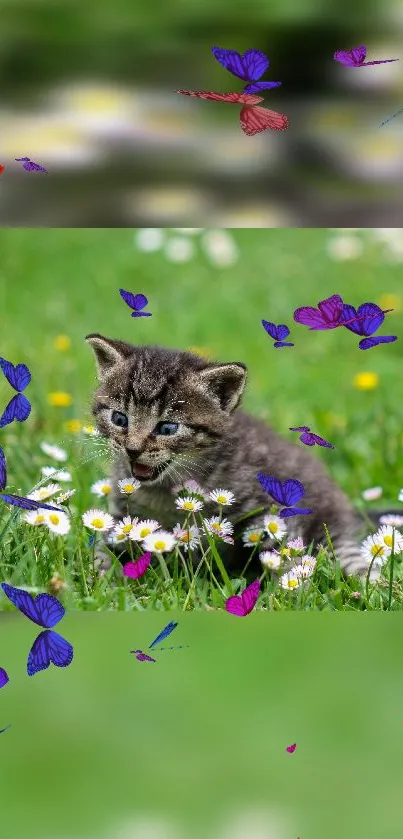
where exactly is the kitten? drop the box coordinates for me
[85,334,376,580]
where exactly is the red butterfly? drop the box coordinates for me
[175,90,289,136]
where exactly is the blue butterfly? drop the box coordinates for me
[256,474,313,518]
[0,445,63,511]
[1,583,73,676]
[262,320,294,348]
[0,356,32,429]
[0,667,9,688]
[130,621,189,662]
[119,289,152,317]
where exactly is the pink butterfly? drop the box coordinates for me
[225,579,260,616]
[286,743,296,753]
[122,551,152,580]
[175,90,289,135]
[333,45,398,67]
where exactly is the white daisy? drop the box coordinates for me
[164,236,194,263]
[209,488,236,507]
[201,229,239,268]
[113,516,139,539]
[171,479,209,500]
[280,570,301,590]
[373,524,403,554]
[241,526,265,546]
[135,227,165,252]
[362,486,383,501]
[263,514,288,541]
[398,489,403,502]
[27,483,61,501]
[379,514,403,527]
[91,479,112,497]
[41,466,72,481]
[260,550,282,571]
[22,509,48,526]
[327,235,364,261]
[142,530,176,553]
[175,495,204,512]
[294,556,317,579]
[117,478,141,495]
[40,442,68,462]
[203,516,234,541]
[360,534,391,567]
[44,510,71,535]
[287,536,305,552]
[172,523,200,551]
[108,530,130,544]
[129,519,161,541]
[55,489,76,504]
[82,509,115,531]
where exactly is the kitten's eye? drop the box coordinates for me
[155,421,179,436]
[111,410,128,428]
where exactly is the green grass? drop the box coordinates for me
[1,227,403,611]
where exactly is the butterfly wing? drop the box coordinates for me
[211,47,250,81]
[299,431,315,445]
[261,320,279,340]
[293,306,330,329]
[138,653,156,662]
[273,341,294,348]
[119,288,138,311]
[0,393,31,428]
[339,304,362,334]
[363,58,398,65]
[333,50,357,66]
[256,473,284,504]
[280,507,313,518]
[281,479,305,506]
[243,81,282,93]
[1,583,42,625]
[34,593,65,628]
[241,49,270,80]
[240,105,289,136]
[0,494,64,512]
[0,445,6,491]
[0,667,9,688]
[149,620,178,649]
[351,45,367,64]
[276,324,291,340]
[317,294,344,325]
[225,594,246,616]
[130,293,149,310]
[310,434,334,448]
[356,303,386,336]
[359,335,397,350]
[240,579,260,614]
[123,551,152,580]
[0,358,31,391]
[289,426,310,432]
[27,629,73,676]
[286,743,296,753]
[175,89,264,105]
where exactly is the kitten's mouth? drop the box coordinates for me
[130,460,169,483]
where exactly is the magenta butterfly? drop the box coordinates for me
[225,579,260,616]
[119,289,152,317]
[262,320,294,348]
[289,426,334,448]
[286,743,296,753]
[334,45,398,67]
[175,90,289,135]
[123,551,152,580]
[211,46,282,94]
[256,474,313,518]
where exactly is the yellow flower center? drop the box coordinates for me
[183,501,194,510]
[116,533,125,540]
[140,528,150,538]
[101,485,111,494]
[288,579,298,588]
[91,518,104,529]
[217,495,226,504]
[268,522,279,534]
[154,540,165,550]
[212,523,221,531]
[49,514,60,525]
[122,524,132,534]
[371,543,384,556]
[281,548,290,557]
[249,533,260,543]
[384,535,393,548]
[123,484,134,492]
[35,515,45,524]
[181,532,191,542]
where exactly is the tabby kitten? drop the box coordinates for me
[86,334,374,579]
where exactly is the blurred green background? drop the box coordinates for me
[0,0,402,224]
[1,226,403,509]
[1,612,403,839]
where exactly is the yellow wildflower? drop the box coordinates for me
[48,392,73,407]
[353,372,379,391]
[64,419,82,433]
[53,335,71,351]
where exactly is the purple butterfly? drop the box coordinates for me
[293,295,392,333]
[119,289,152,317]
[15,157,48,172]
[289,426,334,448]
[340,302,397,350]
[333,45,398,67]
[123,551,152,580]
[0,494,64,512]
[286,742,296,753]
[0,356,32,429]
[0,667,9,688]
[211,46,282,94]
[130,620,188,662]
[256,474,313,518]
[225,579,260,616]
[262,320,294,348]
[1,583,73,676]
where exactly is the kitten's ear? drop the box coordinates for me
[85,334,133,378]
[195,363,247,413]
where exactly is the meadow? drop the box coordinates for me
[1,226,403,611]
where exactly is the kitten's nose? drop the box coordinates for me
[126,448,142,460]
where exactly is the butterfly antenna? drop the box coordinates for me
[380,107,403,127]
[157,645,190,651]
